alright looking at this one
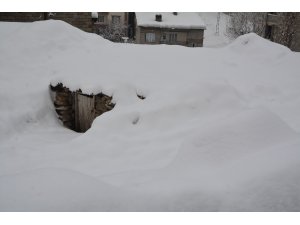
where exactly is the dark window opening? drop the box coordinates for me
[145,33,156,42]
[169,33,177,43]
[112,15,121,26]
[98,15,105,23]
[128,12,136,39]
[265,25,273,40]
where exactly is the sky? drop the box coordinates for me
[1,0,300,12]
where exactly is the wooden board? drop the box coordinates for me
[75,93,95,132]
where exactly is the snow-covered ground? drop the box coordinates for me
[1,20,300,211]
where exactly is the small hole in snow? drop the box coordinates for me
[132,116,140,125]
[137,94,145,100]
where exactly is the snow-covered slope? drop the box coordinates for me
[0,20,300,211]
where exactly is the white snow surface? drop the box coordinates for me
[1,20,300,211]
[91,12,98,19]
[135,12,206,29]
[198,12,231,47]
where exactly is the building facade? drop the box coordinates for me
[95,12,128,28]
[136,26,205,47]
[134,12,206,47]
[93,12,130,41]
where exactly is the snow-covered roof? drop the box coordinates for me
[91,12,98,19]
[135,12,206,30]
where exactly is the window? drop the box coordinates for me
[265,25,273,40]
[161,33,167,41]
[145,33,156,43]
[112,15,121,26]
[169,33,177,43]
[98,15,105,23]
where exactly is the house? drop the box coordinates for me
[0,12,96,32]
[265,12,300,52]
[93,12,130,41]
[95,12,128,28]
[134,12,206,47]
[0,12,206,46]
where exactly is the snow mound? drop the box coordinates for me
[1,20,300,211]
[0,20,111,61]
[225,33,291,58]
[172,109,298,169]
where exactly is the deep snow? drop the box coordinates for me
[0,20,300,211]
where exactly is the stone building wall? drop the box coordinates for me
[266,12,300,52]
[0,12,46,22]
[0,12,94,33]
[49,12,94,32]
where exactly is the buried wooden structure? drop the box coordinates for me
[50,83,115,132]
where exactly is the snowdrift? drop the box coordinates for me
[1,20,300,211]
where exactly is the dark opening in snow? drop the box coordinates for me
[50,83,115,133]
[137,94,146,100]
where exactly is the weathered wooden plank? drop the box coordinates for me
[75,93,95,132]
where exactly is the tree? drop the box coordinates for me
[216,12,221,35]
[271,13,298,48]
[226,12,267,39]
[96,22,128,43]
